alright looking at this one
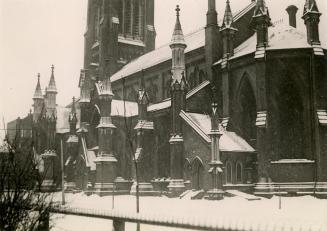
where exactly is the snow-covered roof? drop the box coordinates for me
[111,99,138,117]
[111,28,205,82]
[230,24,322,61]
[147,80,210,112]
[214,0,326,64]
[57,99,138,134]
[180,111,255,153]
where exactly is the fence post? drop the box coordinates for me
[112,219,125,231]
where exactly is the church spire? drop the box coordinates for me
[33,73,43,99]
[45,65,57,118]
[170,5,186,46]
[33,73,44,122]
[220,0,238,60]
[47,65,57,93]
[170,5,187,87]
[222,0,233,28]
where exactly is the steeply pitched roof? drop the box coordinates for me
[47,65,57,93]
[33,74,43,99]
[222,0,234,28]
[170,5,186,46]
[180,111,255,153]
[111,28,205,83]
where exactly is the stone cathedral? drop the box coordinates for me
[8,0,327,198]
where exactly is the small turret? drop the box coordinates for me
[302,0,321,45]
[220,0,238,61]
[250,0,272,49]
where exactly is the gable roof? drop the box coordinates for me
[180,111,255,153]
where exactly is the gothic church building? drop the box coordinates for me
[13,0,327,197]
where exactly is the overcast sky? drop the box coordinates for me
[0,0,326,140]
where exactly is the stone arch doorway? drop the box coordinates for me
[231,74,257,148]
[278,76,305,159]
[191,156,204,190]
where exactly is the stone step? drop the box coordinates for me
[179,189,192,199]
[191,190,205,200]
[226,189,261,201]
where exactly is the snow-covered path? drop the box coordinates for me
[50,192,327,231]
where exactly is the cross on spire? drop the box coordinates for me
[176,5,180,17]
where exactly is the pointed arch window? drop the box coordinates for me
[236,162,243,184]
[226,161,233,184]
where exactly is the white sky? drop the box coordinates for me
[0,0,326,140]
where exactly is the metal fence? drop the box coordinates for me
[49,204,327,231]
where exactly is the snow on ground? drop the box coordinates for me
[51,192,327,231]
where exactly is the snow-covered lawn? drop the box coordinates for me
[50,192,327,231]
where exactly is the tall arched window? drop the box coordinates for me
[231,74,257,148]
[226,161,233,184]
[191,157,204,190]
[236,162,243,184]
[116,0,144,39]
[279,76,305,159]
